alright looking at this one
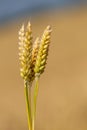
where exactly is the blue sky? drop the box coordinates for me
[0,0,87,23]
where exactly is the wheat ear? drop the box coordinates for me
[34,25,52,77]
[19,22,33,82]
[30,37,40,82]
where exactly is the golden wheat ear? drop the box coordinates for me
[30,37,40,81]
[19,24,25,79]
[19,22,33,82]
[34,25,52,77]
[32,37,40,65]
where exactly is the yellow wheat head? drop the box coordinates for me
[19,22,33,82]
[34,26,52,76]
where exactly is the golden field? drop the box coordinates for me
[0,6,87,130]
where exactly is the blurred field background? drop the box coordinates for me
[0,1,87,130]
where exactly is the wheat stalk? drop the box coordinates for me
[19,22,33,130]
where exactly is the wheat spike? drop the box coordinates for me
[30,37,40,81]
[34,26,52,76]
[32,37,40,67]
[19,22,33,81]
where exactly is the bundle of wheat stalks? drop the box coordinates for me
[18,22,52,130]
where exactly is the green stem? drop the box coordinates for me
[29,83,32,129]
[29,82,32,113]
[32,76,39,130]
[24,81,32,130]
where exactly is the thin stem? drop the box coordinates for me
[29,83,32,109]
[29,87,31,104]
[32,76,39,130]
[29,83,32,129]
[24,81,32,130]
